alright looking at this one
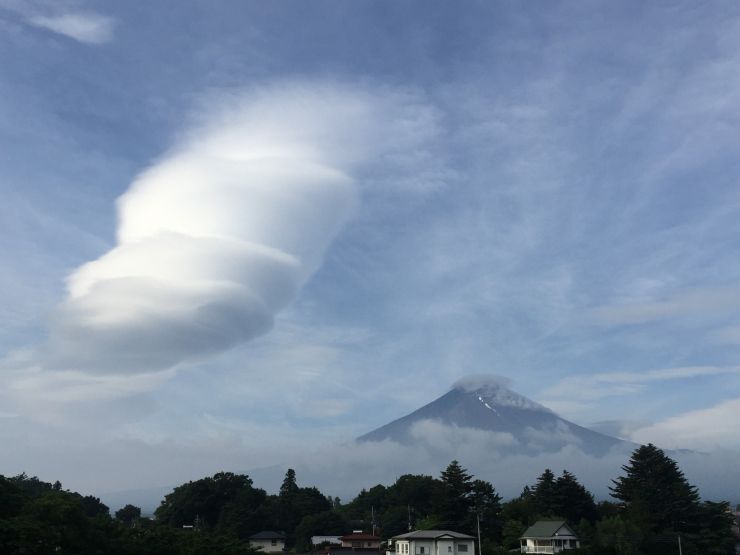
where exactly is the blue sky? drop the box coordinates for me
[2,0,740,498]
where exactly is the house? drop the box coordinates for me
[340,532,382,549]
[392,530,475,555]
[519,521,580,554]
[249,531,286,553]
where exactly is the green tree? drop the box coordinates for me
[469,479,502,541]
[610,444,700,534]
[501,519,526,550]
[115,503,142,527]
[381,505,412,537]
[691,501,736,555]
[280,469,299,498]
[78,494,110,518]
[387,474,439,518]
[435,460,473,530]
[531,469,557,517]
[595,516,643,555]
[552,470,597,524]
[155,472,261,529]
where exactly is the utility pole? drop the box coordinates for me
[476,513,482,555]
[677,534,683,555]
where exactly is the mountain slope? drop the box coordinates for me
[358,376,628,456]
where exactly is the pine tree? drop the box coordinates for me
[552,470,597,523]
[280,469,299,498]
[531,469,557,517]
[435,460,474,531]
[610,444,700,533]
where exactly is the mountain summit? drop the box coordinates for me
[358,375,627,456]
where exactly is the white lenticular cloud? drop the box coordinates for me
[37,82,438,376]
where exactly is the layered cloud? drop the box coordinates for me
[630,398,740,451]
[22,82,438,380]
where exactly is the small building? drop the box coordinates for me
[392,530,475,555]
[250,531,286,553]
[520,521,580,554]
[340,532,382,549]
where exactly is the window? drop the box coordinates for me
[352,542,361,548]
[448,547,452,552]
[458,545,468,552]
[271,540,277,546]
[419,548,425,554]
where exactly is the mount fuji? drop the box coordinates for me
[358,376,630,456]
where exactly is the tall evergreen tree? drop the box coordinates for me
[531,469,557,517]
[552,470,597,523]
[280,469,299,498]
[435,460,474,530]
[469,479,503,541]
[610,444,700,534]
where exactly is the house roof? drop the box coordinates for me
[340,533,380,541]
[520,521,577,540]
[250,531,286,540]
[392,530,475,540]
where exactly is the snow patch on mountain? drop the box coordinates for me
[454,374,551,413]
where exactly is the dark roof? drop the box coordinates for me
[340,533,380,541]
[250,531,286,540]
[520,521,577,539]
[392,530,475,540]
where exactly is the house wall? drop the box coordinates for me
[250,539,285,553]
[396,538,474,555]
[411,540,435,555]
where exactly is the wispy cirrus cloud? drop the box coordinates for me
[540,366,740,412]
[587,287,740,326]
[27,12,115,44]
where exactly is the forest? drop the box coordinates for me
[0,444,736,555]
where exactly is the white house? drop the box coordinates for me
[392,530,475,555]
[519,521,580,554]
[249,531,286,553]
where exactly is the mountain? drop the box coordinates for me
[358,376,629,456]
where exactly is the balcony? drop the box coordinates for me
[520,545,573,554]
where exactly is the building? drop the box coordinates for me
[340,533,382,549]
[519,521,580,554]
[392,530,475,555]
[249,531,286,553]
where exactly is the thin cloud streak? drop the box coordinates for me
[27,12,115,44]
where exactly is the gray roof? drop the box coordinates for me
[520,521,577,540]
[392,530,475,540]
[250,531,286,540]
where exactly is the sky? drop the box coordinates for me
[2,0,740,504]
